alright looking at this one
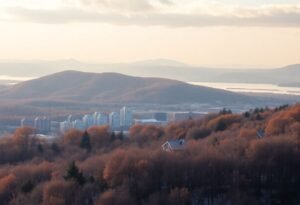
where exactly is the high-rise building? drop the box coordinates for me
[50,121,60,134]
[109,112,120,131]
[34,117,42,131]
[42,116,50,134]
[82,114,94,129]
[60,121,72,133]
[21,118,34,128]
[96,113,109,125]
[93,112,99,125]
[34,117,50,134]
[67,115,73,123]
[72,120,85,130]
[120,106,133,129]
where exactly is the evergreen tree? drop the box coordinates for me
[243,112,250,118]
[64,161,79,180]
[256,114,263,121]
[117,131,124,141]
[64,161,86,186]
[220,108,232,115]
[37,143,44,153]
[76,172,86,186]
[80,130,91,151]
[51,142,60,153]
[110,131,116,142]
[216,121,227,131]
[21,180,35,193]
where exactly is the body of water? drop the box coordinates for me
[0,75,34,81]
[0,75,36,85]
[189,82,300,96]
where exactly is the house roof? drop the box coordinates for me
[162,139,186,151]
[257,129,265,139]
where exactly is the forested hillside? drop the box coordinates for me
[0,104,299,205]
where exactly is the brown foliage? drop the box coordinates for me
[63,129,83,146]
[186,126,210,140]
[12,127,37,152]
[238,127,257,139]
[207,114,241,132]
[96,188,136,205]
[0,104,299,204]
[129,125,163,146]
[43,180,77,205]
[87,125,111,148]
[266,104,300,136]
[0,174,16,201]
[11,161,54,185]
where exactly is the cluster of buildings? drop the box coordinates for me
[21,117,51,135]
[21,106,133,134]
[21,106,207,135]
[58,106,133,133]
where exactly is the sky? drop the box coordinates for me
[0,0,299,68]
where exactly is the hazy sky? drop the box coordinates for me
[0,0,299,67]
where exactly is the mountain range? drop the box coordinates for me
[0,59,299,86]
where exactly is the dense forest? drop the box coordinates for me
[0,104,299,205]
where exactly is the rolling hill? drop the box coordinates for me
[0,71,251,104]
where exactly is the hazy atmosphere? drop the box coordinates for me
[0,1,300,205]
[0,0,300,68]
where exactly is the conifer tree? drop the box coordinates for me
[64,161,86,186]
[80,130,91,151]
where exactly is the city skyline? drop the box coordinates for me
[20,106,207,135]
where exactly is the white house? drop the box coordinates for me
[162,139,186,152]
[257,129,265,139]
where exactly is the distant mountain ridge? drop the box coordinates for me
[0,59,299,86]
[279,64,300,71]
[215,64,300,85]
[0,71,251,104]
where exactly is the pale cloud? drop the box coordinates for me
[0,1,299,67]
[75,0,154,12]
[3,1,300,27]
[65,0,173,12]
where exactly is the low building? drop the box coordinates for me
[153,112,168,121]
[134,119,167,126]
[50,121,60,134]
[168,112,206,122]
[162,139,186,152]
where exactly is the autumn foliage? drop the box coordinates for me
[0,104,299,204]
